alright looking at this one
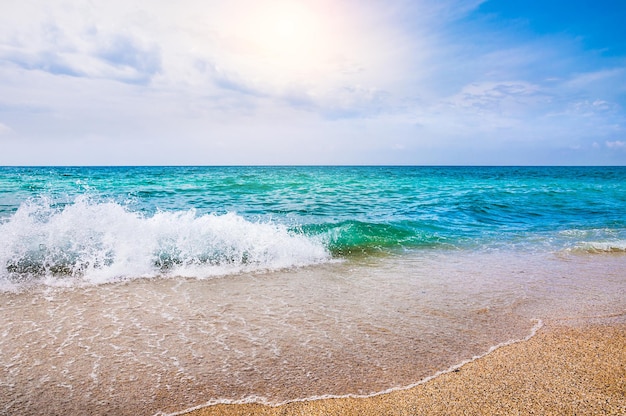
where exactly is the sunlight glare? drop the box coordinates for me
[252,2,324,70]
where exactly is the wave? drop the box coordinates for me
[0,197,329,287]
[300,221,446,255]
[3,195,623,289]
[556,229,626,254]
[566,240,626,254]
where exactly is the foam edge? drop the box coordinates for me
[155,318,544,416]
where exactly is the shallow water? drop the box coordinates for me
[1,250,624,415]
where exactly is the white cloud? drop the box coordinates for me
[0,4,161,84]
[0,0,625,165]
[2,0,419,118]
[606,140,626,149]
[444,81,544,114]
[565,69,624,89]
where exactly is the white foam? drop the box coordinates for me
[0,197,330,288]
[568,240,626,253]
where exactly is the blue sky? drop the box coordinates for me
[0,0,625,165]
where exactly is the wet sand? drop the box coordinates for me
[179,320,626,416]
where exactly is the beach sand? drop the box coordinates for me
[180,320,625,416]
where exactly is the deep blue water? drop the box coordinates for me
[1,166,625,283]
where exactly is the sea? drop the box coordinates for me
[1,166,625,415]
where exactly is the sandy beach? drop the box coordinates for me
[180,319,626,416]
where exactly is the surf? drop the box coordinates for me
[0,196,330,288]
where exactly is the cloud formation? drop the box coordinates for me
[606,140,626,149]
[0,0,624,165]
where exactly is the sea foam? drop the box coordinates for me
[569,240,626,253]
[0,197,329,288]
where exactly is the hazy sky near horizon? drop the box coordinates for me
[1,0,625,165]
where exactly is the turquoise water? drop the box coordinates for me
[0,166,625,414]
[1,166,625,283]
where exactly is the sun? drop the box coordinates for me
[216,1,344,87]
[272,14,298,39]
[250,2,324,68]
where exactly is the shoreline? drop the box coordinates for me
[173,318,626,416]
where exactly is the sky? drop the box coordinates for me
[0,0,625,165]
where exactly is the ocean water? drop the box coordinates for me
[1,166,625,414]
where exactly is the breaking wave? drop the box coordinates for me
[0,197,330,288]
[567,240,626,254]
